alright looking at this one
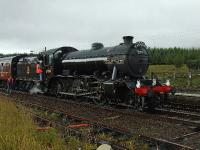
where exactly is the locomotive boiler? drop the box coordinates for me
[62,36,149,79]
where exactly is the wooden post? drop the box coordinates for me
[173,72,176,81]
[188,72,191,87]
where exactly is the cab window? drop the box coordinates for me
[54,50,62,59]
[44,54,53,65]
[44,55,49,66]
[49,54,53,65]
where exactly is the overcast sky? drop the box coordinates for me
[0,0,200,54]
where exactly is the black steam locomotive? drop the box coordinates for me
[0,36,175,110]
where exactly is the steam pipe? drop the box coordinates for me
[112,66,117,80]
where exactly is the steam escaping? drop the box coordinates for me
[29,82,43,94]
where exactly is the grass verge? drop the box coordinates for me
[0,95,66,150]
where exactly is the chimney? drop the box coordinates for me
[91,42,104,50]
[123,36,134,45]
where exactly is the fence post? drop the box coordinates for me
[173,72,176,81]
[187,72,192,87]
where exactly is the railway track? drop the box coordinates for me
[1,89,199,149]
[171,93,200,109]
[12,97,195,150]
[16,103,130,150]
[153,108,200,127]
[177,88,200,94]
[8,89,200,127]
[165,102,200,112]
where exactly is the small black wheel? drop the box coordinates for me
[55,80,64,98]
[146,98,156,111]
[134,96,145,111]
[93,94,107,106]
[138,97,145,111]
[159,94,166,108]
[127,92,136,105]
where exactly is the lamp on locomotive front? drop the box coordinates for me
[136,80,141,88]
[166,79,170,86]
[152,79,157,86]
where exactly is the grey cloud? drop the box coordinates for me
[0,0,200,53]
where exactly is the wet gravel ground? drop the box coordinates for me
[4,93,200,149]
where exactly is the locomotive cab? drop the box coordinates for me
[38,47,78,79]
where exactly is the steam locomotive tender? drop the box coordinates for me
[0,36,175,110]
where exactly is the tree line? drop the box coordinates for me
[149,47,200,69]
[1,47,200,69]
